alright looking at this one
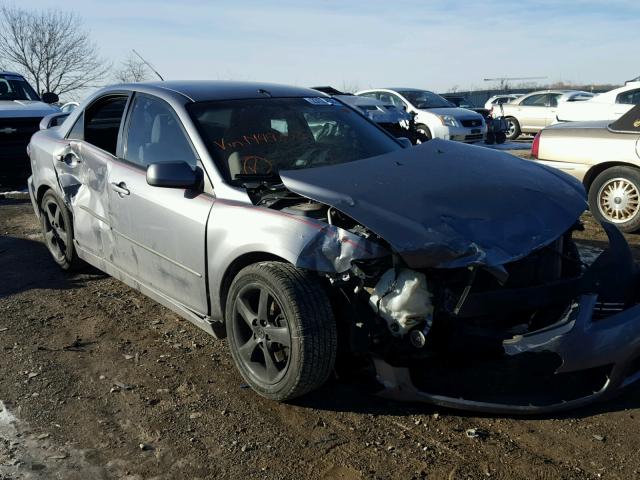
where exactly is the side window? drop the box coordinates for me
[67,112,84,140]
[617,89,640,105]
[548,94,562,107]
[358,92,378,100]
[124,94,197,168]
[83,96,128,155]
[270,119,289,135]
[521,94,547,106]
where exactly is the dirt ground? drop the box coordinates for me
[2,197,640,480]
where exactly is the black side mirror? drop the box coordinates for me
[41,92,59,104]
[39,112,70,130]
[146,161,199,189]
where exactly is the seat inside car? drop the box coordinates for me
[225,109,282,179]
[139,113,191,165]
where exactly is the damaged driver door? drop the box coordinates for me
[54,95,130,258]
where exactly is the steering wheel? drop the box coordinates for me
[241,155,273,175]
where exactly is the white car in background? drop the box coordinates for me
[497,90,593,140]
[356,88,486,143]
[555,81,640,123]
[484,94,523,110]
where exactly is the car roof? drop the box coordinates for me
[0,71,25,77]
[110,80,326,102]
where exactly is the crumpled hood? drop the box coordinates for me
[0,100,59,118]
[280,139,587,270]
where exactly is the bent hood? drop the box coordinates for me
[280,140,587,270]
[0,100,60,118]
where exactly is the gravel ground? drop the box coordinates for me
[2,184,640,479]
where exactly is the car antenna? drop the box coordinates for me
[132,49,165,81]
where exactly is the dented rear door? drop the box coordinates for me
[53,112,113,258]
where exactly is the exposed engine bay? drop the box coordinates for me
[252,181,640,413]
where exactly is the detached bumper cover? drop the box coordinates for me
[374,294,640,414]
[373,223,640,414]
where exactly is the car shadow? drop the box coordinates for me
[0,234,106,298]
[296,376,640,420]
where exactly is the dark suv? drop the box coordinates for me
[0,71,60,187]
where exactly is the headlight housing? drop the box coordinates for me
[438,115,459,127]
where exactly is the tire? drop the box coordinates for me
[505,117,520,140]
[485,132,495,144]
[225,262,337,401]
[40,190,81,270]
[496,132,507,144]
[415,124,432,143]
[588,166,640,233]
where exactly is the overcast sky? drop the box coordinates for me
[13,0,640,92]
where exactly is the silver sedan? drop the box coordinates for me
[26,81,640,414]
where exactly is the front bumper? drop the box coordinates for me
[434,124,487,143]
[375,295,640,414]
[374,223,640,414]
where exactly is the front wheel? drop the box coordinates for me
[225,262,337,401]
[414,124,432,143]
[588,167,640,232]
[40,190,81,270]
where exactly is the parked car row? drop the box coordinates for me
[495,90,594,140]
[356,88,486,143]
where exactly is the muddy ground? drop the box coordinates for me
[2,197,640,480]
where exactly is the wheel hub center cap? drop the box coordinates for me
[254,326,266,339]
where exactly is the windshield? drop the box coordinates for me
[397,90,452,109]
[446,97,475,108]
[188,97,401,184]
[0,74,39,101]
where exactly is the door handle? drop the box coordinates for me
[111,182,130,196]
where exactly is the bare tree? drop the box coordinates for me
[0,6,110,96]
[113,53,151,83]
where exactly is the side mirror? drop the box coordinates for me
[397,137,413,148]
[41,92,59,104]
[39,112,70,130]
[146,161,199,189]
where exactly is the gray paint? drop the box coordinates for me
[281,139,586,270]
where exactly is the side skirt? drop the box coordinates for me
[76,244,225,339]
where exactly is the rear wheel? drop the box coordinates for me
[588,166,640,232]
[505,117,520,140]
[40,190,81,270]
[225,262,337,401]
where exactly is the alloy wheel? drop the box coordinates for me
[42,198,69,262]
[232,283,292,385]
[597,177,640,223]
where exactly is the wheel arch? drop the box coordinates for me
[583,161,640,193]
[218,251,290,325]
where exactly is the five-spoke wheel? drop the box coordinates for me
[225,262,337,401]
[40,190,80,270]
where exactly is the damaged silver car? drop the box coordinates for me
[27,81,640,414]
